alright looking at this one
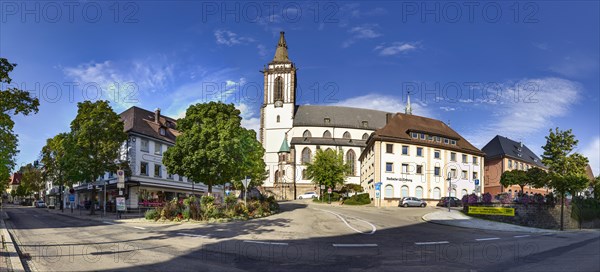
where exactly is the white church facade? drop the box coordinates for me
[260,32,390,199]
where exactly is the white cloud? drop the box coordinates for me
[342,24,382,48]
[374,42,419,56]
[533,42,550,51]
[582,137,600,176]
[440,106,456,112]
[331,93,434,118]
[63,57,174,109]
[214,29,255,46]
[549,55,599,78]
[464,77,581,148]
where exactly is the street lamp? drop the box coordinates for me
[447,172,452,212]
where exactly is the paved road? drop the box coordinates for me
[3,202,599,271]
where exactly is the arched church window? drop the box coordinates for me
[323,130,332,138]
[303,130,312,138]
[301,148,312,164]
[346,149,356,176]
[274,76,283,101]
[362,133,369,140]
[343,131,351,139]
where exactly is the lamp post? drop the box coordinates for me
[447,172,452,212]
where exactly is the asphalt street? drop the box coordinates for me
[3,201,599,272]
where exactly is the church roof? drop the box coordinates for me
[293,105,389,130]
[367,113,485,157]
[279,137,290,153]
[482,135,547,168]
[290,137,368,148]
[272,31,291,63]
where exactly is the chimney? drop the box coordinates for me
[386,113,393,124]
[154,108,161,124]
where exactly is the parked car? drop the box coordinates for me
[399,197,427,207]
[238,188,263,200]
[436,197,462,207]
[298,192,318,199]
[35,200,46,208]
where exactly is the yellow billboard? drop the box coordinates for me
[468,206,515,216]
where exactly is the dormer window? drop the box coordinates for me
[450,140,456,145]
[159,127,166,136]
[362,121,368,128]
[324,118,331,124]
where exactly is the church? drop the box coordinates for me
[260,32,395,199]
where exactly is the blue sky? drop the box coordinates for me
[1,1,599,174]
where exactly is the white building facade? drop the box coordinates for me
[360,113,486,207]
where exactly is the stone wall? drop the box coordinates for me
[464,203,600,229]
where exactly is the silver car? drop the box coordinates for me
[399,197,426,207]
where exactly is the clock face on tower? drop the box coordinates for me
[275,100,283,107]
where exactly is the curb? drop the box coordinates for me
[1,212,26,272]
[421,211,558,233]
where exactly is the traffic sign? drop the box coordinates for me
[69,194,75,202]
[241,177,250,188]
[117,169,125,188]
[320,185,325,190]
[374,182,382,191]
[327,188,332,194]
[474,179,480,186]
[375,191,380,199]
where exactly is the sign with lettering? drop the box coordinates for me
[386,177,413,182]
[468,206,514,216]
[116,197,127,212]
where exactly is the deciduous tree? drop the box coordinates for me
[69,100,127,214]
[541,128,590,230]
[305,149,350,191]
[500,169,528,195]
[0,58,39,190]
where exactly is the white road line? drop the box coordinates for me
[243,240,289,246]
[102,221,116,225]
[315,208,377,235]
[131,226,146,230]
[475,237,501,241]
[177,232,209,238]
[514,235,531,238]
[414,241,450,245]
[333,244,378,247]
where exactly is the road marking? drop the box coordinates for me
[243,240,288,246]
[315,208,377,235]
[475,237,501,241]
[131,226,146,230]
[514,235,531,238]
[333,244,378,247]
[414,241,450,245]
[102,221,116,225]
[177,232,209,238]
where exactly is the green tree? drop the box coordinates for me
[592,176,600,201]
[526,167,549,189]
[164,102,259,194]
[541,128,590,230]
[500,169,528,195]
[20,163,44,198]
[41,133,79,210]
[305,149,350,191]
[69,100,127,214]
[0,58,40,190]
[15,184,29,198]
[231,128,267,191]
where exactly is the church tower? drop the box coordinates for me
[260,32,297,187]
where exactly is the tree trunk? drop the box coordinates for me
[208,183,212,196]
[90,187,96,215]
[560,192,565,231]
[520,185,525,196]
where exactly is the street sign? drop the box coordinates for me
[87,184,93,190]
[116,197,126,212]
[69,194,75,202]
[225,190,231,196]
[474,179,480,186]
[241,177,250,188]
[374,182,382,191]
[117,169,125,188]
[327,188,332,194]
[375,191,380,199]
[320,185,325,190]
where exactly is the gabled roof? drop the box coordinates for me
[366,113,485,157]
[9,172,22,185]
[120,107,180,143]
[293,105,389,130]
[481,135,546,168]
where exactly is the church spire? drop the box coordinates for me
[405,93,413,115]
[272,31,290,63]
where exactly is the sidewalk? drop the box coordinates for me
[44,207,145,224]
[422,208,557,233]
[1,211,25,272]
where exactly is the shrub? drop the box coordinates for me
[182,207,191,220]
[517,194,533,204]
[201,195,215,207]
[468,194,478,204]
[189,202,202,221]
[225,195,238,207]
[533,193,545,204]
[461,195,469,205]
[344,193,371,205]
[482,193,492,204]
[545,193,556,206]
[145,209,159,220]
[499,193,513,204]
